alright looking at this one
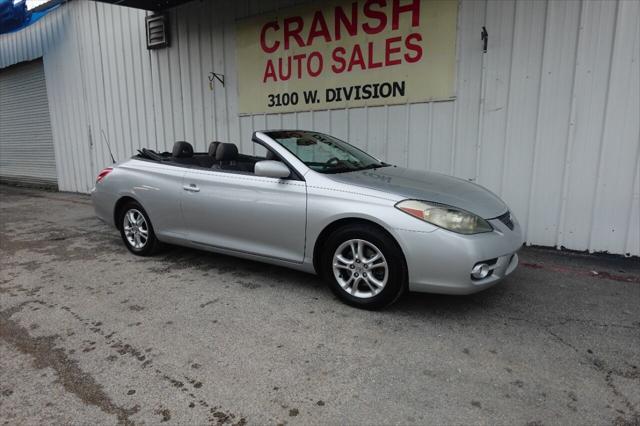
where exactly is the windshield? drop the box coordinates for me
[265,131,388,174]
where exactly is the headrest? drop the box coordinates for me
[216,143,238,161]
[172,141,193,158]
[208,141,221,157]
[265,150,278,160]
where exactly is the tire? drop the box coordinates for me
[320,223,407,309]
[118,201,161,256]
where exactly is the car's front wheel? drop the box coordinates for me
[119,201,161,256]
[321,223,407,309]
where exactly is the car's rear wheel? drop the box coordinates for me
[321,223,407,309]
[119,201,160,256]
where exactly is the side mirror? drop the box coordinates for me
[254,160,291,179]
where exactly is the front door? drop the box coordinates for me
[181,168,307,263]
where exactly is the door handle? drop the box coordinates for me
[183,184,200,192]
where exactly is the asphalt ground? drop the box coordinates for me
[1,184,639,425]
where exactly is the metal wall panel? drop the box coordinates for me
[525,0,581,248]
[0,0,638,256]
[0,59,57,187]
[588,0,640,255]
[559,0,619,253]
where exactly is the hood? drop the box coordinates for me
[325,166,508,219]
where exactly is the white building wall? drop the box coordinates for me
[0,0,638,256]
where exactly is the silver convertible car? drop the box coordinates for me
[92,130,523,309]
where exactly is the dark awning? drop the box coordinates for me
[92,0,195,12]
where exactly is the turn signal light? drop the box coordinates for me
[96,167,113,183]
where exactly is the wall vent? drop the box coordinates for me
[145,14,169,49]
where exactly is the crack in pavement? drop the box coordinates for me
[0,301,140,425]
[0,298,248,426]
[543,325,639,420]
[544,327,580,353]
[487,311,639,331]
[495,314,639,421]
[55,304,248,425]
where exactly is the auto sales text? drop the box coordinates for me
[260,0,423,82]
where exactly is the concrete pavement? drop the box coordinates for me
[1,185,638,425]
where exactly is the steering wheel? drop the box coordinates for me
[323,157,341,168]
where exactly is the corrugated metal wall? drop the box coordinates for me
[0,0,638,256]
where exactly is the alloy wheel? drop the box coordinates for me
[123,208,149,249]
[332,239,388,298]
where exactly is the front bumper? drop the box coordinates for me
[396,215,523,295]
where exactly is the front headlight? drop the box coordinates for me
[395,200,493,235]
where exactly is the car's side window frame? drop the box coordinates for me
[251,136,305,181]
[188,163,255,177]
[133,144,305,182]
[181,155,303,183]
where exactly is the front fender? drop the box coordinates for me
[304,184,438,270]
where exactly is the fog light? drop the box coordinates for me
[471,263,491,280]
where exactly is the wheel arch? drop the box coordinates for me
[311,217,408,280]
[113,195,140,230]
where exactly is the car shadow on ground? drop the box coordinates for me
[148,242,514,318]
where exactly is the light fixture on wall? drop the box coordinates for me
[146,13,169,49]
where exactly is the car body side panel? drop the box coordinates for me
[92,159,188,239]
[302,172,440,268]
[181,168,307,263]
[92,184,119,227]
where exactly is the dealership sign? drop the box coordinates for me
[236,0,457,114]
